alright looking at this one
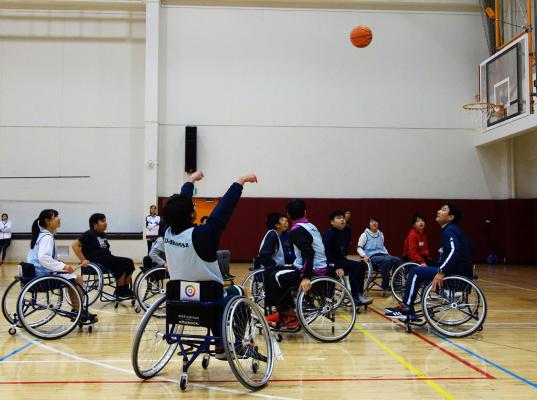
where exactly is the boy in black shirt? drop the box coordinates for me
[322,210,372,306]
[72,213,135,299]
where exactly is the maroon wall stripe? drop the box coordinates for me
[159,197,537,264]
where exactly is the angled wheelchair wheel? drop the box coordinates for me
[98,268,118,301]
[135,267,169,316]
[296,277,356,342]
[132,296,179,379]
[241,269,265,311]
[2,279,22,326]
[391,262,421,303]
[422,275,487,338]
[222,296,274,391]
[17,276,82,340]
[81,263,104,306]
[364,261,375,291]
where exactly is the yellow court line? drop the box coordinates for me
[343,315,456,400]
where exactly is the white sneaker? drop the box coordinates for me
[356,294,373,305]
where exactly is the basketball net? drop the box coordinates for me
[463,102,505,130]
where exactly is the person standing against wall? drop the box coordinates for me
[0,213,12,265]
[145,205,161,254]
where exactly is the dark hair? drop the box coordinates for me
[31,209,59,249]
[329,209,345,222]
[1,213,7,219]
[343,209,351,214]
[445,202,462,223]
[367,216,379,227]
[286,199,306,220]
[89,213,106,229]
[410,213,425,226]
[157,222,167,238]
[149,205,157,210]
[200,216,208,224]
[163,194,195,235]
[266,212,283,230]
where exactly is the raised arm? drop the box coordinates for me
[193,174,257,262]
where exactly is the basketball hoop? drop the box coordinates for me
[463,102,505,129]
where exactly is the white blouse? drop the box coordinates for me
[0,220,12,240]
[38,233,66,272]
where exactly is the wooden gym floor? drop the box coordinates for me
[0,263,536,399]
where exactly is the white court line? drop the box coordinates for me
[89,306,140,316]
[2,359,158,364]
[479,279,537,293]
[17,331,297,400]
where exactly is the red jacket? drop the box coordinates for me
[403,228,431,264]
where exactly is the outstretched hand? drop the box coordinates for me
[237,174,258,185]
[187,170,204,183]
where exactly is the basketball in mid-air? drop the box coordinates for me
[350,25,373,48]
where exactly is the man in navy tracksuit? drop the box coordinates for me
[385,202,473,319]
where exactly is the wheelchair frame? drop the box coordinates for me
[131,287,274,391]
[82,262,136,309]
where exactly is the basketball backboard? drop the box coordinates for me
[479,33,530,129]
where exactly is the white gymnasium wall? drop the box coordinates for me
[158,6,501,199]
[514,129,537,198]
[0,10,145,232]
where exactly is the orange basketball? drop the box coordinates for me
[350,25,373,48]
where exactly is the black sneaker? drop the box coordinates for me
[118,288,134,300]
[385,304,410,319]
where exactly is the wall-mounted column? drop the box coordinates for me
[144,0,160,231]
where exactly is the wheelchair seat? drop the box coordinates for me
[17,262,36,284]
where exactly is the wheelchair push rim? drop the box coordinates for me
[222,296,274,390]
[131,296,179,379]
[296,277,356,343]
[16,276,83,340]
[421,275,487,338]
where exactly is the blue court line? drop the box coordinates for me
[0,341,36,362]
[432,333,537,389]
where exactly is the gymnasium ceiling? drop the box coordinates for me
[0,0,480,12]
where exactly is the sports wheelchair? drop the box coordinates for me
[364,258,401,297]
[80,262,136,308]
[242,267,357,342]
[133,264,169,314]
[397,273,487,338]
[131,280,274,391]
[2,262,97,339]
